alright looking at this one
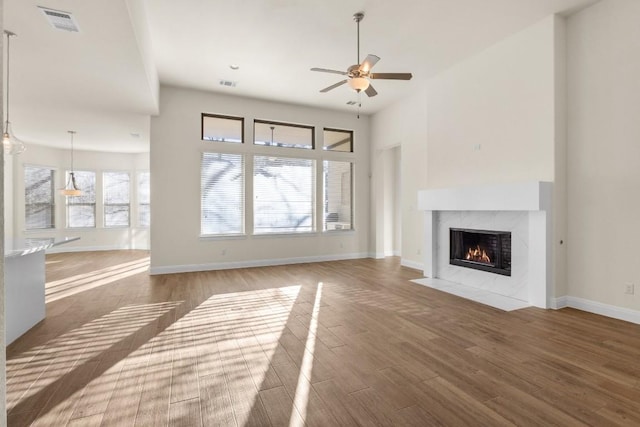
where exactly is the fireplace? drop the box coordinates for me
[450,228,511,276]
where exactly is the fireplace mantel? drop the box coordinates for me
[418,181,553,309]
[418,181,552,212]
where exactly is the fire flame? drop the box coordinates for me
[466,245,491,264]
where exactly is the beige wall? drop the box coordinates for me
[427,16,558,189]
[150,86,371,272]
[567,0,640,310]
[11,144,149,251]
[371,84,428,269]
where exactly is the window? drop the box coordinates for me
[202,114,243,143]
[323,161,353,231]
[201,153,244,235]
[24,166,55,229]
[254,120,314,149]
[254,156,314,234]
[138,171,150,227]
[323,128,353,152]
[104,172,130,227]
[67,171,96,228]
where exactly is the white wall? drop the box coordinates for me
[567,0,640,311]
[426,16,558,188]
[371,84,428,269]
[12,144,150,251]
[150,86,371,273]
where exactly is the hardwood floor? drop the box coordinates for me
[6,250,640,426]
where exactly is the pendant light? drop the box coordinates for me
[3,30,26,155]
[61,131,82,196]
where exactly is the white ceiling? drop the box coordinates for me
[4,0,598,153]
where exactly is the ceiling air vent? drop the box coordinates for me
[38,6,80,32]
[219,80,237,88]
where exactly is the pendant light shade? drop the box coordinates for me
[61,130,82,196]
[3,30,26,156]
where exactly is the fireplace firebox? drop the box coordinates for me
[449,228,511,276]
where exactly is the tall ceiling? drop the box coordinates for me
[4,0,598,153]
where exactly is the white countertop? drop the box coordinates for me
[5,236,80,258]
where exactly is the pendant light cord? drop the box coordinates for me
[4,31,12,127]
[68,130,76,173]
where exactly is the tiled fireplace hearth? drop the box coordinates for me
[417,182,553,309]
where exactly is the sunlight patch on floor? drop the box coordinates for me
[290,282,322,426]
[45,257,150,302]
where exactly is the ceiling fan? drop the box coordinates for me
[311,12,412,97]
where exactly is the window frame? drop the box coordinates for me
[202,113,245,144]
[200,151,246,237]
[137,171,150,228]
[66,170,97,229]
[24,164,56,230]
[253,119,315,150]
[323,128,354,153]
[253,154,316,235]
[103,171,131,228]
[322,160,354,232]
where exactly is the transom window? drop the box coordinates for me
[323,128,353,152]
[254,120,314,149]
[202,114,243,143]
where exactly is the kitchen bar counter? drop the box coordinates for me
[5,236,79,345]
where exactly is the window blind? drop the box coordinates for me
[25,166,55,229]
[138,171,150,227]
[254,156,314,234]
[201,152,244,235]
[323,161,353,231]
[67,170,96,228]
[104,171,130,227]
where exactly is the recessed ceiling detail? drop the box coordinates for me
[38,6,80,33]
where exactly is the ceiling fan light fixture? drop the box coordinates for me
[348,77,370,92]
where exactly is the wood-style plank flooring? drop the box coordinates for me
[6,250,640,426]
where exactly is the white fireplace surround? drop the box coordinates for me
[418,182,553,309]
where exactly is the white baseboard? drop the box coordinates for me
[401,258,423,271]
[150,252,371,275]
[553,295,640,325]
[550,296,568,309]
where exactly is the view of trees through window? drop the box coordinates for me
[67,171,97,228]
[200,115,354,236]
[104,172,130,227]
[25,166,55,229]
[254,156,314,234]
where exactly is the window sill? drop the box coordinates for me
[199,234,247,241]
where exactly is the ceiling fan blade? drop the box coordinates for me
[365,84,378,97]
[370,72,413,80]
[359,54,380,73]
[311,67,348,76]
[320,80,348,93]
